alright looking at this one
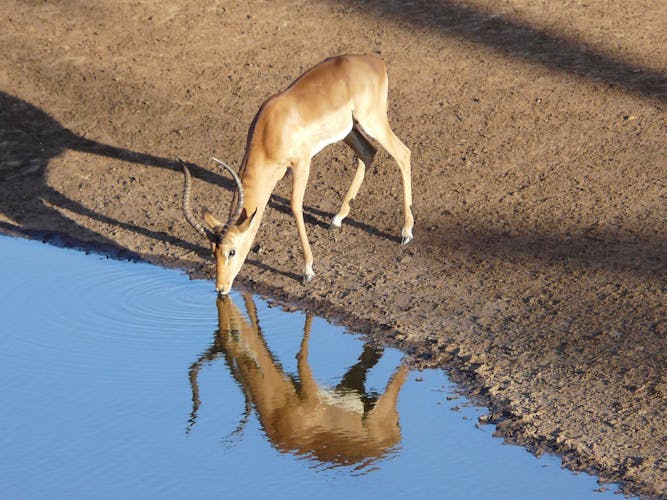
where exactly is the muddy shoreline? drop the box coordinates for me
[1,1,665,497]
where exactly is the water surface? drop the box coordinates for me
[0,235,625,498]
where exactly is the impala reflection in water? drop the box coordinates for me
[188,293,408,469]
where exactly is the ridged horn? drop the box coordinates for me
[211,157,244,226]
[180,161,215,241]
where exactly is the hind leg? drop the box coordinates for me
[356,115,413,244]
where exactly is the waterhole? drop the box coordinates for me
[0,235,626,498]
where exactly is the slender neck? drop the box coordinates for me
[238,157,284,234]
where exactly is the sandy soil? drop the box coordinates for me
[1,1,665,496]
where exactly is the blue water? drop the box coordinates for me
[0,235,625,499]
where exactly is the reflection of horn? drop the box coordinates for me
[241,292,262,334]
[186,359,202,435]
[186,295,253,440]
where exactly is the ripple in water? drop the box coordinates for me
[0,235,629,499]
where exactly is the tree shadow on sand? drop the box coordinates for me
[330,0,666,102]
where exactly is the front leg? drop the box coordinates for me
[296,314,319,401]
[290,159,315,282]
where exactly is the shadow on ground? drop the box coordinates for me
[328,0,666,102]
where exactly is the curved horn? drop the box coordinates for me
[212,157,244,226]
[181,161,215,241]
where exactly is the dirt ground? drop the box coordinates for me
[1,0,665,497]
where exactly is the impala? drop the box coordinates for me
[188,293,408,465]
[182,55,413,294]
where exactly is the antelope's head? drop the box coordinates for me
[181,158,257,295]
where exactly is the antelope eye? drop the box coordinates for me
[229,249,236,257]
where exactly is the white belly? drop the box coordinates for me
[308,122,353,159]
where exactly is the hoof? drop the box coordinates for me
[329,214,343,229]
[302,263,315,283]
[401,228,413,245]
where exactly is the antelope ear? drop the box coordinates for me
[203,208,225,230]
[235,208,257,231]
